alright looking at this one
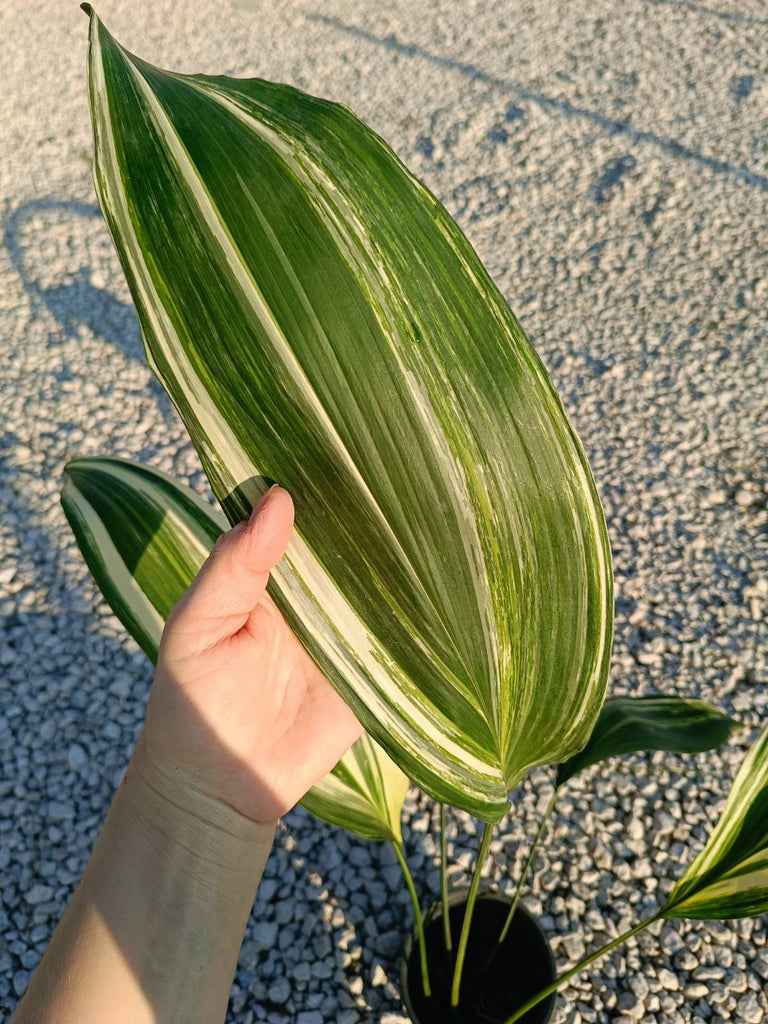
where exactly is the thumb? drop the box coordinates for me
[164,485,294,656]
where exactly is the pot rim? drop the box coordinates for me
[400,889,557,1024]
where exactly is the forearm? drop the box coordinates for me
[12,740,275,1024]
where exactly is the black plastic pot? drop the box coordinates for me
[401,891,556,1024]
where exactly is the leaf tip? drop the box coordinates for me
[80,2,94,16]
[62,457,92,491]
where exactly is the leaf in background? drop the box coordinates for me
[61,455,408,843]
[82,10,613,820]
[301,732,408,842]
[62,456,225,661]
[663,721,768,920]
[556,695,740,787]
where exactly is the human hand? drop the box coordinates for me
[136,485,363,826]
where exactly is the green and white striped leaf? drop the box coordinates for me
[61,455,408,843]
[556,696,739,787]
[663,721,768,920]
[300,731,408,842]
[82,9,613,820]
[62,456,226,662]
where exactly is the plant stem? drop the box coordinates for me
[498,788,558,945]
[439,804,453,953]
[501,910,663,1024]
[392,841,431,998]
[450,821,494,1008]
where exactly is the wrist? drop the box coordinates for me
[122,735,276,874]
[40,736,278,1024]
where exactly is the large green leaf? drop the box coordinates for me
[61,455,407,843]
[556,695,740,786]
[663,721,768,920]
[82,9,613,820]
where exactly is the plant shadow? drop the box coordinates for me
[3,197,173,418]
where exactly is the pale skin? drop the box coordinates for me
[12,485,363,1024]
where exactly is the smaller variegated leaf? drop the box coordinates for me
[664,721,768,920]
[61,455,408,843]
[62,456,225,661]
[556,695,739,786]
[301,732,408,842]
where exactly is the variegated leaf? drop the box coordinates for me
[62,456,225,661]
[556,696,739,786]
[664,721,768,920]
[82,9,613,819]
[300,732,408,842]
[61,455,408,843]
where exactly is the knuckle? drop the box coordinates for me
[208,523,244,562]
[210,531,231,557]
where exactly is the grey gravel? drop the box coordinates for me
[24,885,54,907]
[66,743,88,771]
[267,978,291,1004]
[296,1012,325,1024]
[2,0,767,1022]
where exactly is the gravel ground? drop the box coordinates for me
[1,1,767,1021]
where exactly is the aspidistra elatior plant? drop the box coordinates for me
[72,8,760,1018]
[664,720,768,920]
[60,454,746,1018]
[60,453,744,1016]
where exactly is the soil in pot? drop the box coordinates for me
[402,893,556,1024]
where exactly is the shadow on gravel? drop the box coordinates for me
[3,198,144,363]
[0,430,69,608]
[307,14,768,194]
[644,0,768,29]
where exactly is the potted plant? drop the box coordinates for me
[63,9,768,1020]
[61,455,744,1023]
